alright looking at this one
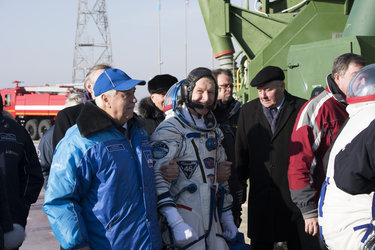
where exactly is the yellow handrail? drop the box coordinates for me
[236,67,241,92]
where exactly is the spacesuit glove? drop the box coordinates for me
[221,210,238,240]
[160,206,198,246]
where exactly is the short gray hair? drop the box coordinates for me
[65,92,84,107]
[95,89,116,108]
[84,64,111,90]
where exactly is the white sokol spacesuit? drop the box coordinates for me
[151,68,237,250]
[319,64,375,250]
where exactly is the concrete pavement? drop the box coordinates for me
[20,190,59,250]
[20,190,249,249]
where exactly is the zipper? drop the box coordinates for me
[106,213,122,232]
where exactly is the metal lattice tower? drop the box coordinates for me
[72,0,112,83]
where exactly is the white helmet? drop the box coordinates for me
[347,64,375,104]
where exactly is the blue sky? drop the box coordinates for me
[0,0,246,99]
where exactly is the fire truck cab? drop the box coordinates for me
[1,81,80,140]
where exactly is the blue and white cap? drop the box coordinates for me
[93,68,145,97]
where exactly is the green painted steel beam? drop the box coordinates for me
[343,0,375,37]
[198,0,234,58]
[199,0,375,101]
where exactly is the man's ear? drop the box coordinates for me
[150,93,155,102]
[102,94,111,108]
[150,93,159,106]
[280,81,285,92]
[334,73,341,84]
[85,81,92,92]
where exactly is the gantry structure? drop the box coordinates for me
[72,0,112,83]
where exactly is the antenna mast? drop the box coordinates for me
[72,0,112,83]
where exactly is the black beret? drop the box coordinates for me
[250,66,285,87]
[148,74,178,94]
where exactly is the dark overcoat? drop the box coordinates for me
[235,91,306,242]
[137,97,165,137]
[0,112,43,228]
[213,98,244,226]
[52,103,84,150]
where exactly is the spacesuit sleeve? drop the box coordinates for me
[151,119,184,208]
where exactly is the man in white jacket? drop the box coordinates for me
[151,67,237,249]
[319,64,375,250]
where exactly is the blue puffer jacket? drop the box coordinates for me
[43,101,162,250]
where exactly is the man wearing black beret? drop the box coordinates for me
[138,74,177,136]
[235,66,308,249]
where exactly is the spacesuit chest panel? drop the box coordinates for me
[177,131,219,184]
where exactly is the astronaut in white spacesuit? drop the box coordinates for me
[319,64,375,250]
[151,67,238,249]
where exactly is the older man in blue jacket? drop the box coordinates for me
[43,68,162,250]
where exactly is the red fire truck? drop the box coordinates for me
[0,81,83,140]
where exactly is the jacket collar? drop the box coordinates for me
[214,98,241,122]
[138,97,164,120]
[77,100,144,138]
[257,91,300,139]
[326,74,347,104]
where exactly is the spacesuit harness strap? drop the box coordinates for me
[191,139,207,183]
[178,185,218,250]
